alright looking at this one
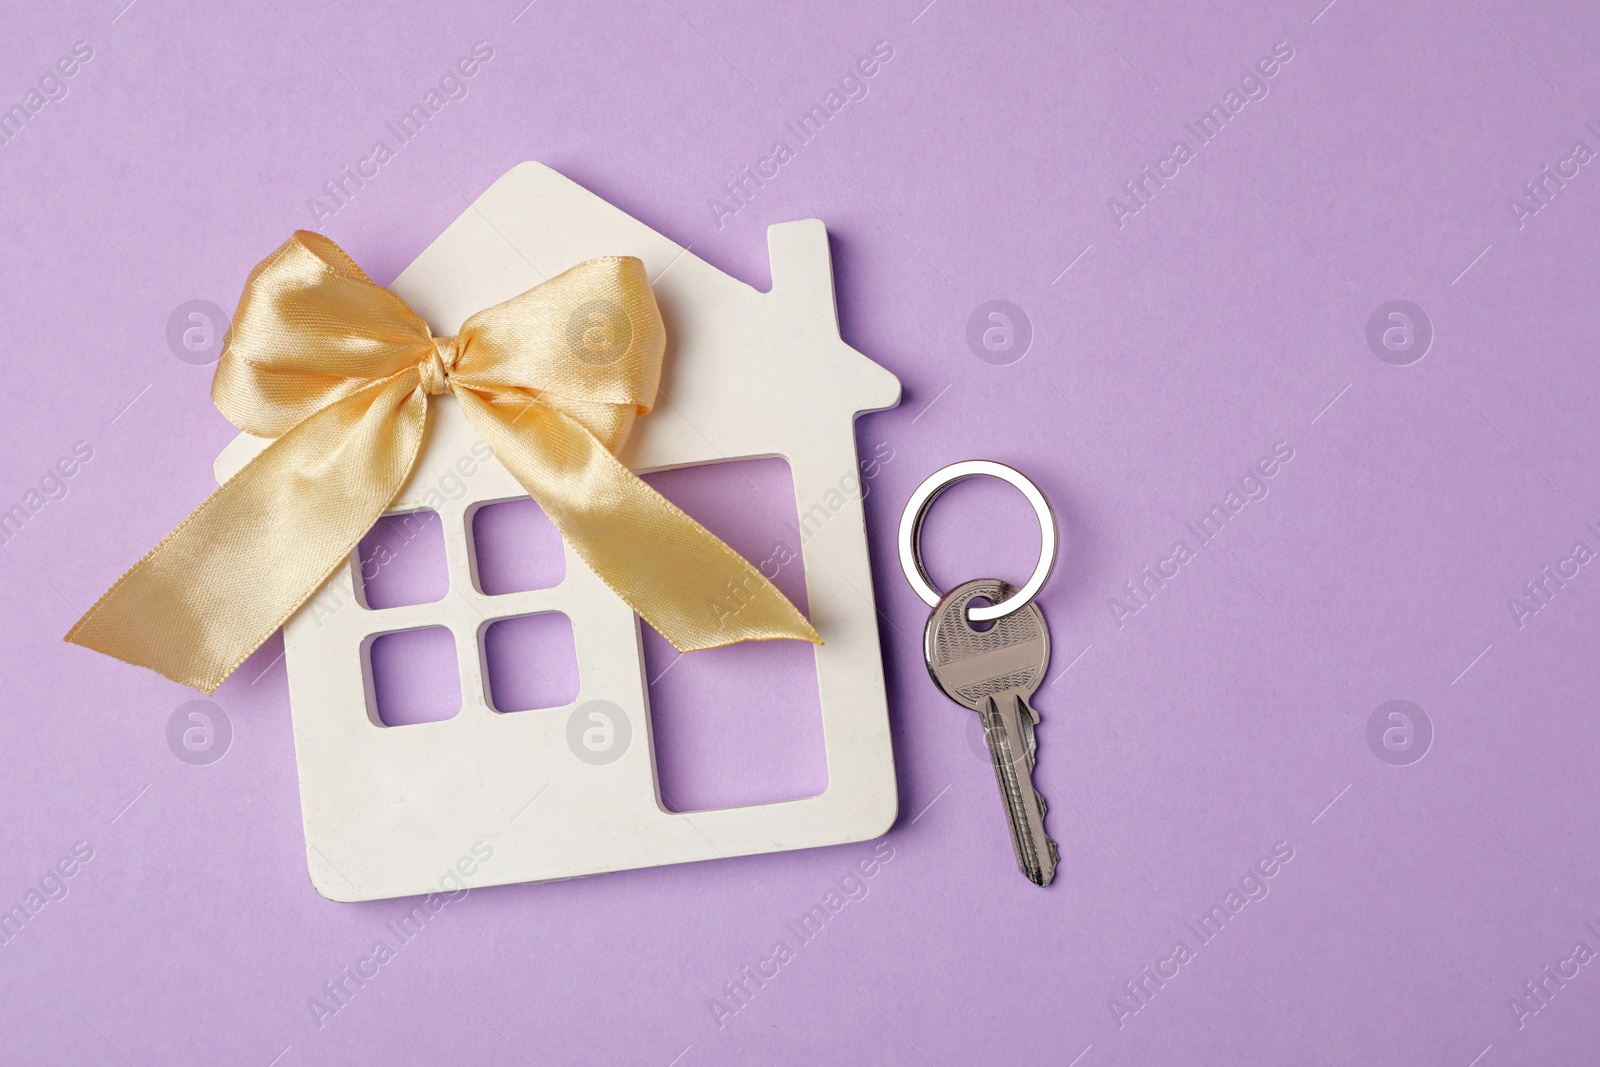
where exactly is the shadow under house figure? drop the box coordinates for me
[213,163,903,902]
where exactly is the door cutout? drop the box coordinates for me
[641,457,828,812]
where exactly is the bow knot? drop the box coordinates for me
[66,230,821,694]
[421,335,461,396]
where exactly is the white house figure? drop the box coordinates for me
[214,163,902,901]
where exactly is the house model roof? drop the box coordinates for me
[216,161,901,487]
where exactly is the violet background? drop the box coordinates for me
[3,0,1599,1063]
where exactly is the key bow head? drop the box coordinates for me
[923,579,1051,712]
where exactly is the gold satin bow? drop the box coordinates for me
[66,231,820,693]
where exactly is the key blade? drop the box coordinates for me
[982,693,1058,887]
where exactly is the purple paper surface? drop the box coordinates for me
[3,1,1600,1063]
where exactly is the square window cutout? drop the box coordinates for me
[482,612,579,713]
[640,457,827,813]
[366,626,461,727]
[469,497,565,596]
[357,510,448,609]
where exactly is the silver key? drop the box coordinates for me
[924,578,1059,887]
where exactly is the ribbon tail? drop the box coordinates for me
[65,374,428,693]
[457,390,822,652]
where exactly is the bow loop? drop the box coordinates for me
[451,257,662,411]
[67,233,820,693]
[213,232,439,437]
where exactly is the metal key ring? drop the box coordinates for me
[898,460,1058,622]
